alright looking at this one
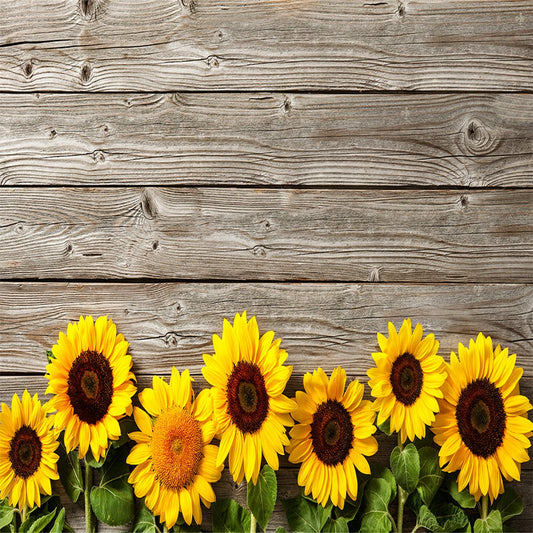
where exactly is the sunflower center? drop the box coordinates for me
[151,407,203,490]
[226,362,269,434]
[9,425,42,479]
[311,400,353,466]
[456,378,506,458]
[390,353,423,406]
[67,350,114,425]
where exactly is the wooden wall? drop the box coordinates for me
[0,1,532,531]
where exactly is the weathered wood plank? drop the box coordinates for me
[0,1,531,91]
[1,93,531,187]
[1,188,532,282]
[0,282,530,375]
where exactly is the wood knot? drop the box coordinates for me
[165,332,178,348]
[49,129,57,139]
[179,0,196,14]
[459,195,469,208]
[15,223,24,234]
[80,0,105,21]
[252,245,267,257]
[369,267,381,282]
[397,0,406,18]
[81,63,92,83]
[206,55,219,69]
[283,97,292,113]
[22,61,33,78]
[140,189,157,220]
[152,240,159,251]
[65,243,73,254]
[461,118,498,156]
[92,150,105,163]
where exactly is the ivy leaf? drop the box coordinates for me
[493,488,523,522]
[416,447,444,506]
[323,516,349,533]
[359,478,393,533]
[211,499,251,533]
[56,441,84,503]
[446,477,476,509]
[90,446,135,526]
[132,499,161,533]
[474,510,503,533]
[282,496,323,533]
[390,444,420,494]
[377,418,392,436]
[370,464,396,502]
[418,502,469,533]
[247,464,277,531]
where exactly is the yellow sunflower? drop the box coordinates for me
[0,391,59,511]
[287,367,377,508]
[202,312,296,484]
[367,319,447,443]
[127,369,222,527]
[45,315,136,460]
[432,333,533,502]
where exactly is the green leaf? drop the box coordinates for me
[493,488,523,522]
[46,350,54,363]
[323,516,349,533]
[112,416,138,448]
[377,418,392,436]
[85,448,107,468]
[282,497,322,533]
[446,477,477,509]
[275,529,288,533]
[390,444,420,494]
[247,464,277,531]
[370,464,396,502]
[90,446,135,526]
[418,502,469,533]
[0,500,15,531]
[416,447,444,506]
[49,508,65,533]
[317,501,333,530]
[474,510,503,533]
[502,525,518,533]
[23,509,56,533]
[132,499,162,533]
[56,440,84,503]
[334,472,369,522]
[211,499,251,533]
[359,478,393,533]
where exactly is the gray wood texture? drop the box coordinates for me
[0,1,531,91]
[0,93,531,187]
[1,188,532,282]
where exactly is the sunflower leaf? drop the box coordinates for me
[334,472,369,522]
[282,496,322,533]
[45,350,54,363]
[247,464,277,531]
[90,446,135,526]
[0,499,15,531]
[359,478,393,533]
[418,502,469,533]
[85,448,107,468]
[322,516,349,533]
[132,499,161,533]
[275,528,288,533]
[446,477,477,509]
[416,447,444,506]
[493,488,523,522]
[48,508,65,533]
[112,416,138,448]
[391,444,420,494]
[211,499,251,533]
[474,510,503,533]
[56,440,84,503]
[377,418,392,436]
[370,464,396,503]
[22,509,56,533]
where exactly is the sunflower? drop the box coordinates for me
[202,312,295,484]
[127,369,222,527]
[0,391,59,511]
[367,319,447,443]
[45,315,136,460]
[432,333,533,502]
[287,367,377,508]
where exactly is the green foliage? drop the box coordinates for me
[474,510,503,533]
[322,516,349,533]
[0,499,15,532]
[85,448,107,469]
[112,416,138,448]
[418,502,469,533]
[359,478,393,533]
[21,509,56,533]
[132,499,162,533]
[45,350,54,363]
[56,440,84,503]
[275,529,289,533]
[377,418,392,436]
[282,496,329,533]
[211,499,251,533]
[247,465,277,531]
[370,464,397,502]
[446,476,476,509]
[89,446,135,526]
[333,473,369,523]
[390,444,420,494]
[48,508,65,533]
[493,488,523,523]
[416,447,444,506]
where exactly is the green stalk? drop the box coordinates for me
[84,462,96,533]
[250,513,257,533]
[21,505,27,525]
[162,525,169,533]
[397,433,406,533]
[481,494,488,520]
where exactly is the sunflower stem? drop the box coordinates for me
[21,505,28,525]
[250,512,257,533]
[162,525,169,533]
[84,461,96,533]
[481,494,488,520]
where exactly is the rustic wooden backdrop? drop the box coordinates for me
[1,1,532,531]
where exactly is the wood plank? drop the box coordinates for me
[0,1,531,91]
[1,188,531,283]
[0,282,530,375]
[1,93,532,187]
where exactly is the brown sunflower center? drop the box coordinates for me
[311,400,353,466]
[67,350,113,425]
[151,407,203,489]
[226,362,269,434]
[9,425,42,479]
[390,353,423,406]
[456,378,506,458]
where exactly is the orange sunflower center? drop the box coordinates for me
[67,350,114,425]
[9,425,42,479]
[311,400,353,466]
[151,407,203,490]
[226,362,269,434]
[456,378,506,458]
[390,353,423,405]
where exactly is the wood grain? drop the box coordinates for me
[1,187,532,282]
[1,93,532,187]
[0,1,531,92]
[0,282,530,375]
